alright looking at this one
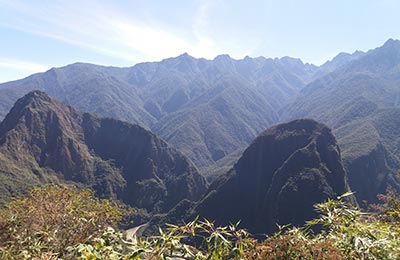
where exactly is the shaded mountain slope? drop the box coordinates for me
[0,55,317,168]
[194,119,351,234]
[336,108,400,203]
[0,91,207,210]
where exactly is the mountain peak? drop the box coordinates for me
[378,38,400,53]
[383,38,400,47]
[214,54,232,61]
[160,52,198,72]
[349,38,400,72]
[20,90,52,102]
[352,50,364,55]
[213,54,235,67]
[177,52,195,60]
[5,90,63,122]
[319,50,364,74]
[0,90,81,141]
[278,56,307,68]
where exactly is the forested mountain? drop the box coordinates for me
[0,91,207,210]
[0,55,317,169]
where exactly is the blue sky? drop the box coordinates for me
[1,0,400,83]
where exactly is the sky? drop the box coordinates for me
[1,0,400,83]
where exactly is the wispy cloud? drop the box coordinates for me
[0,0,225,63]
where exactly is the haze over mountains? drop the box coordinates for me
[1,38,400,208]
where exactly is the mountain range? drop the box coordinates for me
[0,54,317,171]
[1,39,400,214]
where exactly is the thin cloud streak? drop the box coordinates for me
[0,0,224,63]
[0,22,142,63]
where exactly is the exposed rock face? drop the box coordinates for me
[0,91,207,211]
[195,119,351,234]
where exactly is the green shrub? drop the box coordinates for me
[306,193,400,259]
[242,228,344,260]
[68,218,253,260]
[0,185,125,259]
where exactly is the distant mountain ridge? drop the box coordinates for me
[0,91,207,211]
[0,54,318,170]
[312,50,365,79]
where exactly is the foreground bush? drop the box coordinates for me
[1,186,400,259]
[0,185,125,259]
[70,192,400,260]
[68,218,253,260]
[306,193,400,259]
